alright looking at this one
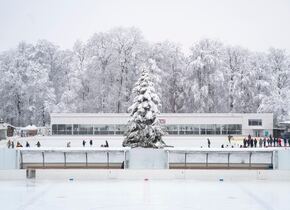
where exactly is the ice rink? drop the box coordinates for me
[1,179,289,210]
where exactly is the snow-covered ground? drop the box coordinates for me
[0,179,289,210]
[5,135,246,148]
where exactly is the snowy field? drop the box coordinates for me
[0,179,289,210]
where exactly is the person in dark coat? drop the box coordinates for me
[105,140,109,147]
[243,138,247,148]
[36,141,41,147]
[263,137,266,147]
[26,141,30,147]
[207,138,211,148]
[254,138,257,148]
[89,139,93,147]
[82,140,86,147]
[274,138,278,147]
[250,138,254,148]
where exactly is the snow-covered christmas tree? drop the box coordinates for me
[122,62,167,148]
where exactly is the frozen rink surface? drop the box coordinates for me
[1,179,290,210]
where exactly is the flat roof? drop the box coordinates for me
[50,113,273,117]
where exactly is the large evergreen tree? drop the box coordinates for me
[122,62,167,148]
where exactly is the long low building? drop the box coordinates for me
[50,113,273,137]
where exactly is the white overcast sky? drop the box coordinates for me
[0,0,289,52]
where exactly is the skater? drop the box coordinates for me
[288,138,290,147]
[221,144,224,148]
[254,138,257,148]
[82,140,86,147]
[89,139,93,147]
[283,138,287,147]
[105,140,109,148]
[259,138,263,148]
[36,141,41,147]
[7,140,11,149]
[228,135,232,144]
[269,137,273,147]
[66,142,71,147]
[278,138,282,147]
[11,141,14,149]
[207,138,211,148]
[243,138,247,148]
[16,142,23,147]
[263,137,266,147]
[250,138,254,148]
[274,138,277,147]
[26,141,30,147]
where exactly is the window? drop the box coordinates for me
[248,119,262,126]
[52,124,73,135]
[52,124,57,135]
[222,124,242,135]
[116,124,126,135]
[166,125,178,135]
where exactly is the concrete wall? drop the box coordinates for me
[127,148,167,169]
[277,150,290,170]
[32,169,290,181]
[0,148,18,169]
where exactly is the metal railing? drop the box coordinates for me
[165,148,277,170]
[18,147,130,169]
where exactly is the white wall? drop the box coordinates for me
[0,148,18,169]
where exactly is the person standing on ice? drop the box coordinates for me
[254,138,257,148]
[82,140,86,147]
[259,138,263,147]
[36,141,41,147]
[89,139,93,147]
[26,141,30,147]
[207,138,211,148]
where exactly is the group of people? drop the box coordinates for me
[243,135,290,148]
[7,140,41,148]
[81,140,109,147]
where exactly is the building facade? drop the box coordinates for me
[50,113,273,137]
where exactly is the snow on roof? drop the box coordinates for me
[50,112,274,118]
[279,121,290,124]
[23,125,38,130]
[0,124,7,130]
[0,123,16,129]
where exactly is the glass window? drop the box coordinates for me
[200,125,207,135]
[78,125,93,135]
[215,124,221,135]
[185,125,199,135]
[52,124,57,135]
[58,124,65,135]
[116,124,126,135]
[73,124,79,135]
[248,119,262,126]
[99,125,115,135]
[65,124,72,135]
[166,125,178,135]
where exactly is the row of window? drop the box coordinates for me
[52,124,127,135]
[52,124,242,135]
[166,124,242,135]
[248,119,262,126]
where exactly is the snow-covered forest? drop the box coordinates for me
[0,27,289,126]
